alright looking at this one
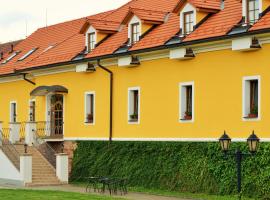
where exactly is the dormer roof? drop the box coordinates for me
[122,8,169,24]
[173,0,221,13]
[80,19,120,34]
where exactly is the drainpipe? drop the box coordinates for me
[97,60,113,142]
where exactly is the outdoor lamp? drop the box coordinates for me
[247,131,260,154]
[219,131,231,152]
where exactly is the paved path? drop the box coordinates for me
[0,184,193,200]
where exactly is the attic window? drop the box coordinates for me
[246,0,260,24]
[131,23,140,44]
[183,11,194,35]
[87,32,96,52]
[1,51,20,64]
[43,45,55,53]
[18,48,38,61]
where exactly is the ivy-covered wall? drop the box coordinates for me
[71,141,270,198]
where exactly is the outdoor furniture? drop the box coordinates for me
[85,176,128,195]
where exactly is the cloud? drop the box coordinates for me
[0,12,34,27]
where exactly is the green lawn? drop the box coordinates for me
[0,189,124,200]
[129,187,255,200]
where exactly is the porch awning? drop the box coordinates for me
[30,85,68,96]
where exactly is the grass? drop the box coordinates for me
[129,187,256,200]
[0,189,124,200]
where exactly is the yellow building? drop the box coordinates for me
[0,0,270,148]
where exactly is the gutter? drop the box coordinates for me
[97,60,113,142]
[2,27,270,78]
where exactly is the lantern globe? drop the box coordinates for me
[219,131,231,152]
[247,131,260,153]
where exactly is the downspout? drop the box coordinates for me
[97,60,113,142]
[22,73,36,85]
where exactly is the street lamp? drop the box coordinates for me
[218,131,260,199]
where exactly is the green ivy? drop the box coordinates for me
[71,141,270,199]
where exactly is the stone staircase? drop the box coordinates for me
[14,144,62,186]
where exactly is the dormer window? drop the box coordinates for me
[246,0,260,24]
[131,22,140,44]
[179,3,196,36]
[183,11,194,35]
[87,32,96,52]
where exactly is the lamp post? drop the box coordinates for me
[219,131,260,200]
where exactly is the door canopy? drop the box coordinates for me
[30,85,68,96]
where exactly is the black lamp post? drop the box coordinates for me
[219,131,260,199]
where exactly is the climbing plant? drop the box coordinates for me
[71,141,270,199]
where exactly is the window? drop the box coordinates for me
[1,51,20,64]
[87,32,96,52]
[128,87,140,123]
[85,92,95,124]
[246,0,260,24]
[29,100,36,122]
[18,48,38,61]
[43,45,55,53]
[131,23,140,44]
[179,82,194,122]
[243,76,260,120]
[10,101,17,123]
[183,11,194,35]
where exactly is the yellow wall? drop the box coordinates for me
[196,11,208,24]
[0,42,270,140]
[262,0,270,11]
[97,32,108,43]
[141,23,153,35]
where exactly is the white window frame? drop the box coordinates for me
[10,101,17,123]
[242,0,262,24]
[85,26,97,52]
[28,99,36,122]
[179,82,195,123]
[84,91,95,125]
[242,75,261,121]
[128,15,142,45]
[180,3,196,36]
[128,87,140,124]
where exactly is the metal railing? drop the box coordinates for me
[36,121,51,138]
[33,130,57,169]
[0,129,20,170]
[19,122,26,140]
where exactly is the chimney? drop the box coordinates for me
[9,44,14,53]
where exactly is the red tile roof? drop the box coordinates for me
[250,11,270,31]
[122,8,168,24]
[0,40,22,54]
[1,0,270,76]
[173,0,221,13]
[184,0,242,41]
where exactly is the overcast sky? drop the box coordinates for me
[0,0,129,43]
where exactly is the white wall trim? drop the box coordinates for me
[84,91,96,126]
[85,26,97,52]
[179,81,195,123]
[180,3,196,36]
[28,99,36,122]
[64,137,109,141]
[64,137,270,142]
[242,75,261,121]
[128,87,141,125]
[9,101,17,123]
[128,15,142,43]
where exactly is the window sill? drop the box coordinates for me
[84,121,94,125]
[128,119,138,123]
[242,116,260,121]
